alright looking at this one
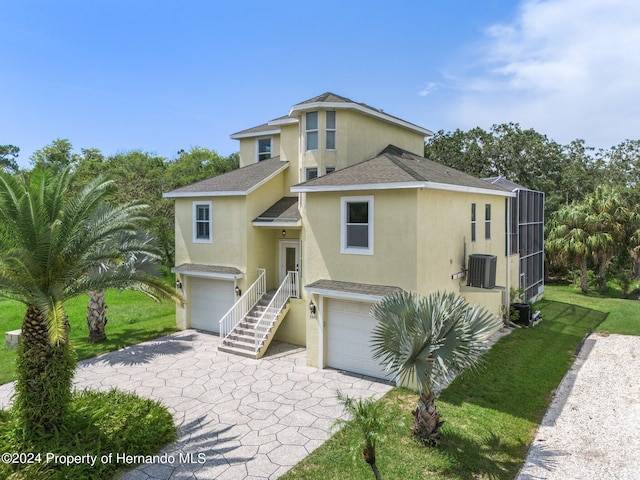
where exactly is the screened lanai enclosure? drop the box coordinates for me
[485,177,545,302]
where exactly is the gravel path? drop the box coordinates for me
[517,333,640,480]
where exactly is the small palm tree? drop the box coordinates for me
[0,167,181,433]
[334,390,393,480]
[371,291,502,446]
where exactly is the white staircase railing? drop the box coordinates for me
[254,271,299,353]
[219,268,266,341]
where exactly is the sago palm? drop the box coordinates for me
[371,290,502,446]
[0,167,181,433]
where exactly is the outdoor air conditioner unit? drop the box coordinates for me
[467,254,497,289]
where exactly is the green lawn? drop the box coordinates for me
[0,291,177,385]
[281,283,640,480]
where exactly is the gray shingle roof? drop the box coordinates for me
[230,115,291,138]
[305,279,403,300]
[484,176,529,192]
[293,93,431,136]
[292,145,512,195]
[172,263,243,277]
[253,197,301,223]
[164,158,288,197]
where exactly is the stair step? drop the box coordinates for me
[219,344,257,359]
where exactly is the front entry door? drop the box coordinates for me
[279,240,300,283]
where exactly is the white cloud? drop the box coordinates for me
[418,82,438,97]
[447,0,640,148]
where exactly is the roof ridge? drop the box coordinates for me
[383,147,429,182]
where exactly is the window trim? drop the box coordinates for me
[306,111,318,151]
[326,110,336,150]
[341,195,374,255]
[471,203,477,243]
[485,203,491,240]
[325,167,336,175]
[193,201,212,244]
[257,137,271,162]
[306,167,318,181]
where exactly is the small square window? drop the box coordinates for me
[325,167,335,174]
[258,138,271,162]
[306,168,318,181]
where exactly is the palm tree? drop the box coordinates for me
[371,291,502,446]
[85,230,164,343]
[0,167,181,433]
[334,390,393,480]
[546,203,592,293]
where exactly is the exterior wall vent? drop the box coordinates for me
[467,254,497,289]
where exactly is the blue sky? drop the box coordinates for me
[2,0,639,168]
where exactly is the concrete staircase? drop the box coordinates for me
[219,290,290,359]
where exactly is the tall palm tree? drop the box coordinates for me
[334,390,393,480]
[546,203,592,293]
[371,291,502,446]
[0,167,181,433]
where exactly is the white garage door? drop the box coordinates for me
[190,277,235,333]
[327,299,392,380]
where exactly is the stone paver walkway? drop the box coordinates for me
[0,330,392,479]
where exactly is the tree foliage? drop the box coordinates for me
[0,166,181,433]
[0,144,19,172]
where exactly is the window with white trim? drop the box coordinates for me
[193,201,212,243]
[471,203,477,242]
[306,112,318,151]
[325,167,335,175]
[485,204,491,240]
[257,137,271,162]
[306,167,318,181]
[326,111,336,150]
[341,196,374,255]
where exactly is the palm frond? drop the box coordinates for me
[371,290,502,393]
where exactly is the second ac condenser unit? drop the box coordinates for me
[467,254,497,289]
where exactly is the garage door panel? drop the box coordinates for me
[190,277,234,333]
[327,299,391,380]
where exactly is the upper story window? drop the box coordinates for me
[325,167,335,174]
[485,204,491,240]
[193,201,212,243]
[341,196,374,255]
[257,138,271,162]
[471,203,477,242]
[306,167,318,181]
[326,111,336,150]
[306,112,318,151]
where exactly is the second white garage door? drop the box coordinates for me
[189,277,235,334]
[326,298,392,380]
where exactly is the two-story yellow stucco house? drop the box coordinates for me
[164,92,519,380]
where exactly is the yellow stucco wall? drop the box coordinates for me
[174,196,247,271]
[301,189,419,292]
[301,187,513,354]
[297,110,424,174]
[238,135,281,168]
[273,298,306,346]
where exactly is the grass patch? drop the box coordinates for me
[0,389,176,479]
[0,290,177,385]
[282,284,632,480]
